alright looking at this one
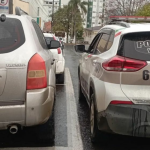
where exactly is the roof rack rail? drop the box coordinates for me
[15,7,28,16]
[108,20,130,28]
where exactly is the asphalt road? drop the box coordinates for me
[0,46,150,150]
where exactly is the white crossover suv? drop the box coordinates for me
[44,33,65,84]
[76,21,150,142]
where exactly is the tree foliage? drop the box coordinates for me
[53,5,84,42]
[136,3,150,16]
[68,0,88,41]
[53,6,71,33]
[106,0,150,16]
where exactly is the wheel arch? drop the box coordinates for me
[89,76,106,113]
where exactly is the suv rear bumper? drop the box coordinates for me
[98,104,150,137]
[0,86,54,130]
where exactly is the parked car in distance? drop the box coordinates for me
[44,33,65,84]
[59,37,65,50]
[0,7,60,139]
[76,21,150,143]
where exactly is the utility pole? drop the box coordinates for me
[9,0,13,14]
[102,0,105,26]
[51,0,55,32]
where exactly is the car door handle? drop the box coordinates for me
[93,60,97,65]
[84,57,88,60]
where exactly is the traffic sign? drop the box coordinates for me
[0,0,9,14]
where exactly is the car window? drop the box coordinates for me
[106,31,115,50]
[117,32,150,61]
[32,20,48,49]
[96,34,110,54]
[88,34,101,53]
[45,37,54,44]
[0,18,25,54]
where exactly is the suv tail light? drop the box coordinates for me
[27,54,47,90]
[57,48,61,54]
[102,55,147,72]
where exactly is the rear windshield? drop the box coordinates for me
[0,18,25,54]
[45,37,54,44]
[118,32,150,61]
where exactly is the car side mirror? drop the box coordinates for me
[47,40,60,49]
[74,45,85,53]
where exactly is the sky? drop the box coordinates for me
[62,0,70,5]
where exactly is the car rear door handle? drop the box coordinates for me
[93,60,97,65]
[84,57,88,60]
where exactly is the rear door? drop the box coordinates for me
[119,32,150,104]
[0,18,26,105]
[81,33,101,96]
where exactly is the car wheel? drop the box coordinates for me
[32,96,55,144]
[78,74,86,101]
[31,111,55,144]
[57,72,64,84]
[90,94,99,143]
[90,93,109,143]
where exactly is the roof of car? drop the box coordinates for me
[102,23,150,34]
[0,14,33,21]
[43,33,54,37]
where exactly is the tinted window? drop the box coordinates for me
[97,34,110,53]
[106,31,115,50]
[88,34,101,53]
[118,32,150,61]
[32,20,48,49]
[0,18,25,54]
[45,37,54,44]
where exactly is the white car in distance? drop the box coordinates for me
[44,33,65,84]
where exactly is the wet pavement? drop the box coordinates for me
[0,45,150,150]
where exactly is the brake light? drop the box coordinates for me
[27,54,47,90]
[57,48,61,54]
[102,55,147,72]
[110,100,133,105]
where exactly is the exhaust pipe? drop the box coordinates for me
[9,125,18,134]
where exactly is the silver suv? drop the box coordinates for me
[76,21,150,142]
[0,7,60,135]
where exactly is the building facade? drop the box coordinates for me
[43,0,61,20]
[12,0,49,29]
[85,0,105,28]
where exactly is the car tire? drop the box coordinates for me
[57,72,64,84]
[78,74,86,101]
[32,96,55,144]
[90,94,99,143]
[90,93,109,143]
[31,111,55,144]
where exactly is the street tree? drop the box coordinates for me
[106,0,150,16]
[68,0,88,43]
[53,6,72,43]
[136,3,150,16]
[53,5,84,43]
